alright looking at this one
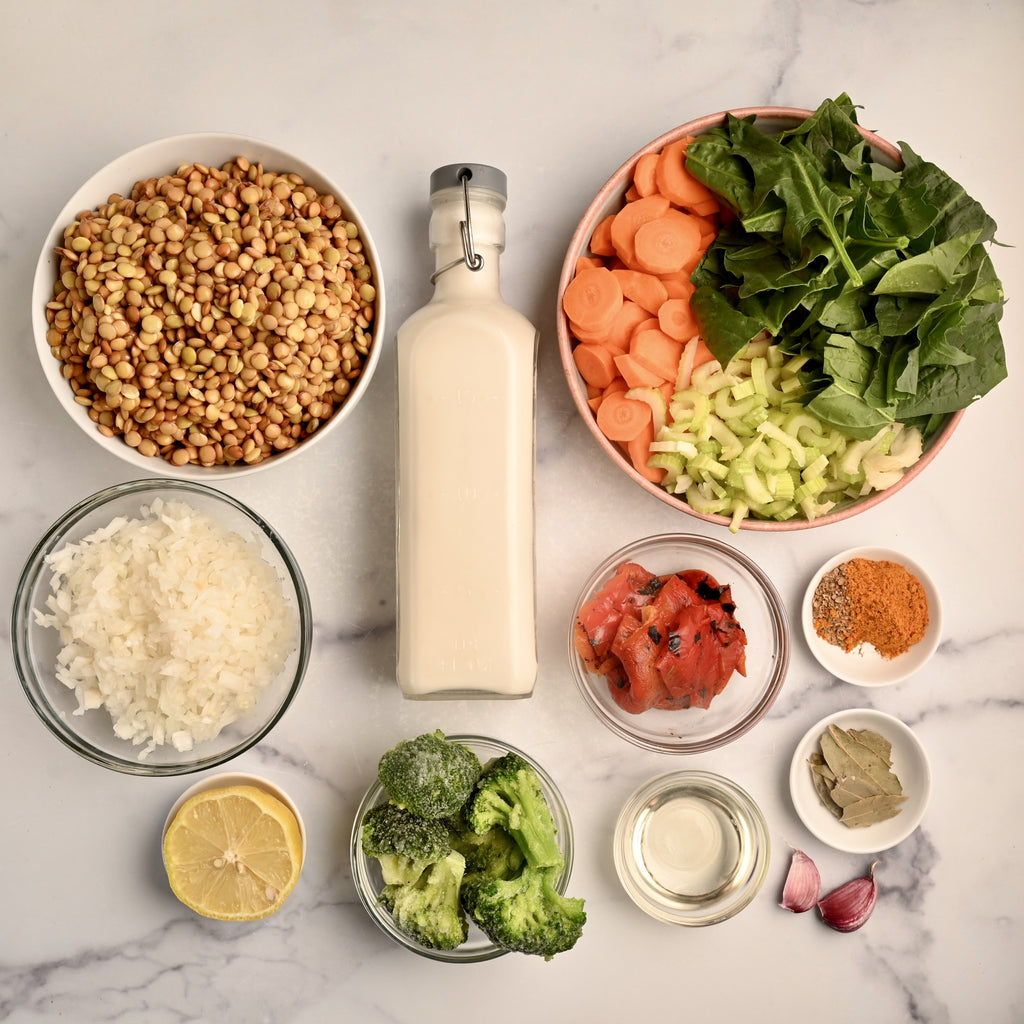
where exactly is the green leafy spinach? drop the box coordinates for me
[685,94,1007,439]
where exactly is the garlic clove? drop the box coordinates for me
[780,848,821,913]
[817,861,878,932]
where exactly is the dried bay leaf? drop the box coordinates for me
[808,725,906,828]
[840,794,908,828]
[826,725,903,796]
[848,728,893,764]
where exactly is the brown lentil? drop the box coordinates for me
[812,557,929,660]
[44,157,377,468]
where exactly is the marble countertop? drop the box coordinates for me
[2,2,1021,1022]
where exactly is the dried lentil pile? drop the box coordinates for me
[812,557,929,660]
[44,157,377,468]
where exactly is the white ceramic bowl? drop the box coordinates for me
[802,546,941,686]
[11,478,311,775]
[569,533,790,754]
[349,735,575,963]
[613,770,771,926]
[789,708,931,853]
[555,107,961,531]
[33,132,385,479]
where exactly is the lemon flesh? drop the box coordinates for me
[163,784,303,921]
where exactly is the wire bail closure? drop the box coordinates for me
[430,170,486,284]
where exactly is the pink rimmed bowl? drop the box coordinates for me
[555,106,962,532]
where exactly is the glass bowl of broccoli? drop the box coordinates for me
[350,732,582,962]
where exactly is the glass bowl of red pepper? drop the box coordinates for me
[568,533,790,753]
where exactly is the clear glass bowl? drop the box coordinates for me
[569,533,790,753]
[349,735,575,963]
[614,770,771,926]
[555,107,961,531]
[32,132,385,479]
[11,478,311,775]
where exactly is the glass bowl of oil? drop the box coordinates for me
[613,770,771,926]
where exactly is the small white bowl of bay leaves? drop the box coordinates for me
[789,708,931,853]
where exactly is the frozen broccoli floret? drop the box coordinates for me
[378,730,483,819]
[464,752,564,870]
[361,802,452,885]
[461,864,586,960]
[449,821,527,881]
[381,850,469,951]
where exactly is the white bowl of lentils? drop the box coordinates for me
[33,133,385,477]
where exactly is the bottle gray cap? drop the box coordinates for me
[429,163,507,198]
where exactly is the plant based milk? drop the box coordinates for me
[396,164,537,698]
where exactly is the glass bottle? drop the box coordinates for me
[396,163,538,698]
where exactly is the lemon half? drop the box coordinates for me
[163,784,304,921]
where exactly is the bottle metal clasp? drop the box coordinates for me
[430,169,485,284]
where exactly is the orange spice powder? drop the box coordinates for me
[812,557,929,659]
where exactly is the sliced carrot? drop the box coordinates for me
[573,342,618,389]
[613,351,665,389]
[596,390,652,442]
[630,315,660,339]
[589,214,616,257]
[562,266,623,335]
[610,269,669,315]
[602,378,629,398]
[661,277,695,300]
[627,421,666,483]
[575,255,604,274]
[655,138,718,210]
[689,198,721,218]
[632,152,660,198]
[586,383,603,400]
[657,297,698,341]
[587,395,603,414]
[569,320,612,345]
[631,328,684,382]
[632,209,703,276]
[603,299,651,351]
[610,194,670,269]
[690,212,719,245]
[624,184,641,202]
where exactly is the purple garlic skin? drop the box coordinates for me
[780,849,821,913]
[817,863,878,932]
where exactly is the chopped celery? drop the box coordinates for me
[643,341,925,530]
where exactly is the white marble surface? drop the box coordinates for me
[2,2,1022,1022]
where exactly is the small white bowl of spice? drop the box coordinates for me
[801,546,941,686]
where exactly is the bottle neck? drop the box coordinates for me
[428,186,506,297]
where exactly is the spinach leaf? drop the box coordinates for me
[686,95,1007,438]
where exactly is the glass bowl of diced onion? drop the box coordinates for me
[11,478,311,775]
[555,106,962,532]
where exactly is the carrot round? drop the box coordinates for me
[632,152,660,198]
[562,266,623,335]
[573,341,618,389]
[611,269,669,315]
[603,299,652,351]
[657,297,698,341]
[610,194,670,269]
[632,210,702,275]
[655,138,718,210]
[589,214,616,257]
[613,351,665,389]
[627,421,665,483]
[630,327,684,381]
[596,390,652,442]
